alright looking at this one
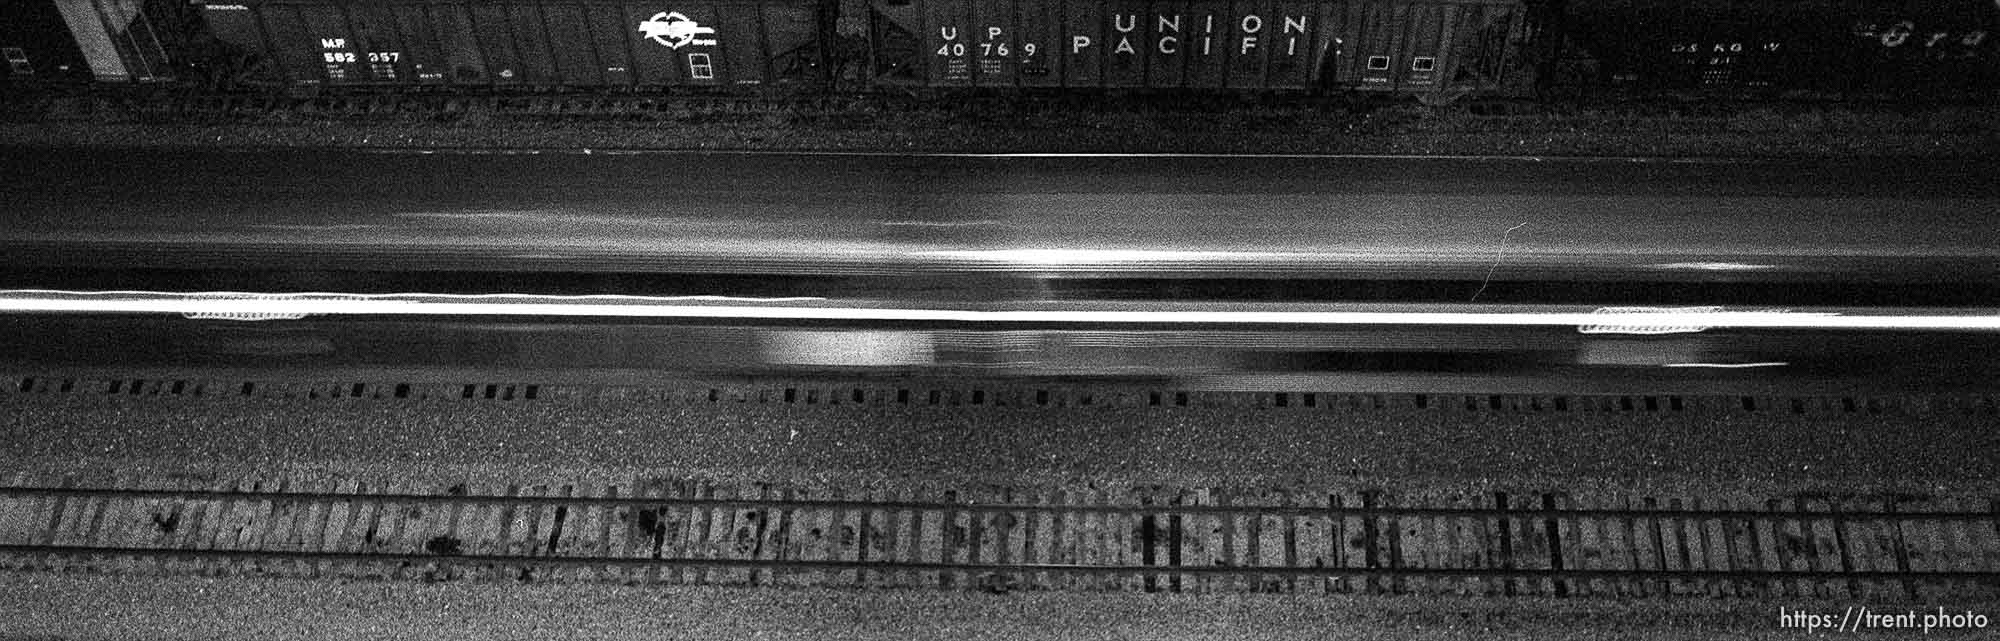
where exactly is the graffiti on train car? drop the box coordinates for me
[1853,21,1989,59]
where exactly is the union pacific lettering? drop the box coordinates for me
[932,13,1314,67]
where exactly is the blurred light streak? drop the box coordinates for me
[1660,362,1789,369]
[1649,262,1777,271]
[1578,306,1727,334]
[1,290,1996,330]
[919,249,1315,265]
[762,330,935,366]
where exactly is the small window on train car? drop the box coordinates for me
[1366,56,1391,71]
[1412,57,1436,72]
[688,53,714,80]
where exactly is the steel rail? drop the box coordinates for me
[3,545,1997,582]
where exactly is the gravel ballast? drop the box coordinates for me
[3,393,1993,495]
[4,574,1995,641]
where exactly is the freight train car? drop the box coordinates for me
[196,0,1535,97]
[197,0,831,88]
[0,0,182,84]
[39,0,2000,100]
[1565,0,2000,95]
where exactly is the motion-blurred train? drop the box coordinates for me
[4,0,1997,100]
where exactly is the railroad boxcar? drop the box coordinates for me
[68,0,2000,99]
[1,0,181,84]
[863,0,1535,97]
[199,0,830,88]
[1564,0,2000,94]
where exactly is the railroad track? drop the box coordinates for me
[1,476,1995,599]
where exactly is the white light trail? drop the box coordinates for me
[362,148,1749,163]
[1579,306,1727,334]
[1661,362,1790,369]
[875,219,1005,228]
[1,290,826,302]
[1648,262,1778,271]
[249,224,387,231]
[920,248,1315,264]
[0,290,1995,331]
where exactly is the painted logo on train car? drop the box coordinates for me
[639,12,717,49]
